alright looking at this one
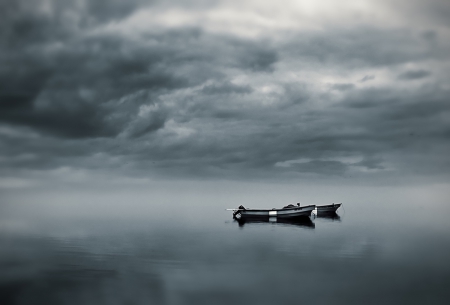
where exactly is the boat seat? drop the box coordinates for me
[283,204,296,209]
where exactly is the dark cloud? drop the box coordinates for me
[239,47,278,72]
[0,16,281,139]
[398,69,431,80]
[0,0,152,49]
[282,84,311,105]
[421,30,437,43]
[331,83,355,91]
[352,157,385,170]
[0,0,449,183]
[360,75,375,82]
[283,27,440,68]
[201,81,253,95]
[125,103,168,138]
[290,160,348,175]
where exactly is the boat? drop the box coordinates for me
[315,203,342,215]
[227,204,316,220]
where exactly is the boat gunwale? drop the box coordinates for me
[240,205,316,212]
[317,203,341,209]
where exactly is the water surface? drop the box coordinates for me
[1,190,450,305]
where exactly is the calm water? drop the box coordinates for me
[1,190,450,305]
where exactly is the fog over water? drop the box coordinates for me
[1,0,450,304]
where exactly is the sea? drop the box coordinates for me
[1,182,450,304]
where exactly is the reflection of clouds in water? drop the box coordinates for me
[1,217,450,305]
[2,189,450,304]
[326,238,379,259]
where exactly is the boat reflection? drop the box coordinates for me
[236,217,315,229]
[315,212,341,221]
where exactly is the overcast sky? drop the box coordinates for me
[1,0,449,189]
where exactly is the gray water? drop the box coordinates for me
[1,186,450,305]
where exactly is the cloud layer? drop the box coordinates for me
[1,0,450,184]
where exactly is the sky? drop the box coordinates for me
[1,0,450,191]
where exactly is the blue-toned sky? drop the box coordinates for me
[1,0,449,189]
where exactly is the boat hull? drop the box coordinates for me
[316,203,341,214]
[235,205,316,219]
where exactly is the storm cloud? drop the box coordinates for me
[1,0,449,185]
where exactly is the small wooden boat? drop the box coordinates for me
[227,204,316,220]
[315,203,342,214]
